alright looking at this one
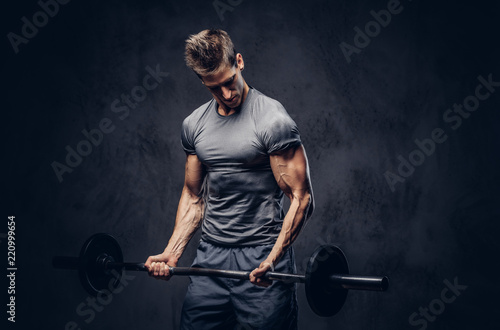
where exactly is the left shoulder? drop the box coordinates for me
[249,88,290,121]
[248,88,301,153]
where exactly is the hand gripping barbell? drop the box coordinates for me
[52,233,389,317]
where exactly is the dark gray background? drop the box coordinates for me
[2,0,499,329]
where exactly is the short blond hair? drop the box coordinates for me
[185,29,237,77]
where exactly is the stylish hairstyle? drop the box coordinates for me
[184,29,237,77]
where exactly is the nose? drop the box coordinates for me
[221,86,232,100]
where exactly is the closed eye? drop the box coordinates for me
[207,74,236,91]
[223,76,235,87]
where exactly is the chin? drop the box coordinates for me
[225,98,239,108]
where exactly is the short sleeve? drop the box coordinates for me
[259,104,301,154]
[181,117,196,154]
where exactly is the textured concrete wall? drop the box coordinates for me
[3,0,499,329]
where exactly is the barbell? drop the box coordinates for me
[52,233,389,317]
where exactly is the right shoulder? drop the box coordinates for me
[182,99,215,129]
[181,99,214,154]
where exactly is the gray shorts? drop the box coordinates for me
[180,241,298,330]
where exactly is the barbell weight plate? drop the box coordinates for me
[78,233,123,296]
[305,245,349,317]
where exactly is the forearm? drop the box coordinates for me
[163,186,205,261]
[266,191,313,266]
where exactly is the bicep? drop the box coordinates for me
[184,153,206,196]
[270,145,312,199]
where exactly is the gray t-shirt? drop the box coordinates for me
[181,87,301,246]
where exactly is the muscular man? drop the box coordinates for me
[145,29,314,329]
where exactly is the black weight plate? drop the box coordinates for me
[305,245,349,317]
[78,233,123,296]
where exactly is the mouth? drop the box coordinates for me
[226,96,237,104]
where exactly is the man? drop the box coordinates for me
[145,29,314,329]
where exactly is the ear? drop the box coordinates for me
[236,53,244,71]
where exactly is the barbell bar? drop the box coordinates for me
[52,233,389,317]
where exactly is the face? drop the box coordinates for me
[201,54,247,110]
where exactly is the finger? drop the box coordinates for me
[253,277,272,288]
[146,259,155,271]
[160,265,171,281]
[148,262,156,274]
[250,271,262,283]
[249,270,260,282]
[250,265,273,287]
[158,262,166,276]
[161,263,170,277]
[154,262,162,276]
[253,268,267,277]
[157,262,165,276]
